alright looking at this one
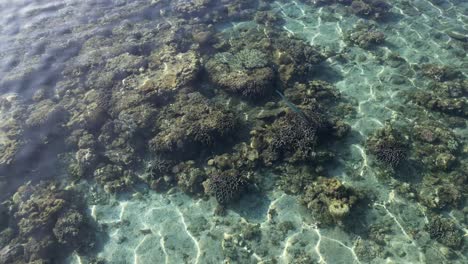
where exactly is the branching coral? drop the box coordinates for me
[206,170,246,205]
[426,215,463,249]
[367,126,408,168]
[268,111,322,161]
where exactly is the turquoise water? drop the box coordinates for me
[0,0,467,263]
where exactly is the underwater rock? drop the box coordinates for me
[205,169,246,205]
[345,21,385,49]
[300,177,359,224]
[367,126,408,168]
[205,48,275,98]
[445,30,468,42]
[149,92,238,159]
[426,215,463,249]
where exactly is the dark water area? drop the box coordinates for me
[0,0,467,263]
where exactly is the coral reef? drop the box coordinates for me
[265,111,322,163]
[246,80,349,165]
[418,174,463,210]
[98,120,139,167]
[141,155,175,192]
[141,46,201,95]
[300,177,359,224]
[412,122,461,171]
[1,0,466,262]
[205,169,247,205]
[273,37,327,84]
[420,64,463,82]
[94,164,136,193]
[0,95,26,170]
[426,215,464,249]
[0,182,96,263]
[349,0,392,20]
[367,126,408,168]
[149,92,238,159]
[277,165,318,195]
[174,160,207,196]
[410,79,467,118]
[345,21,385,49]
[309,0,392,20]
[205,49,275,98]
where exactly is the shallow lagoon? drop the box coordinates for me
[0,0,467,263]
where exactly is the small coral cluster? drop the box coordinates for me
[205,170,246,205]
[412,122,461,171]
[367,126,408,168]
[300,177,359,224]
[311,0,392,20]
[345,21,385,49]
[266,111,322,162]
[349,0,391,20]
[412,79,467,118]
[426,215,463,249]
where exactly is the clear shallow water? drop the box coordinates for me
[0,0,467,264]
